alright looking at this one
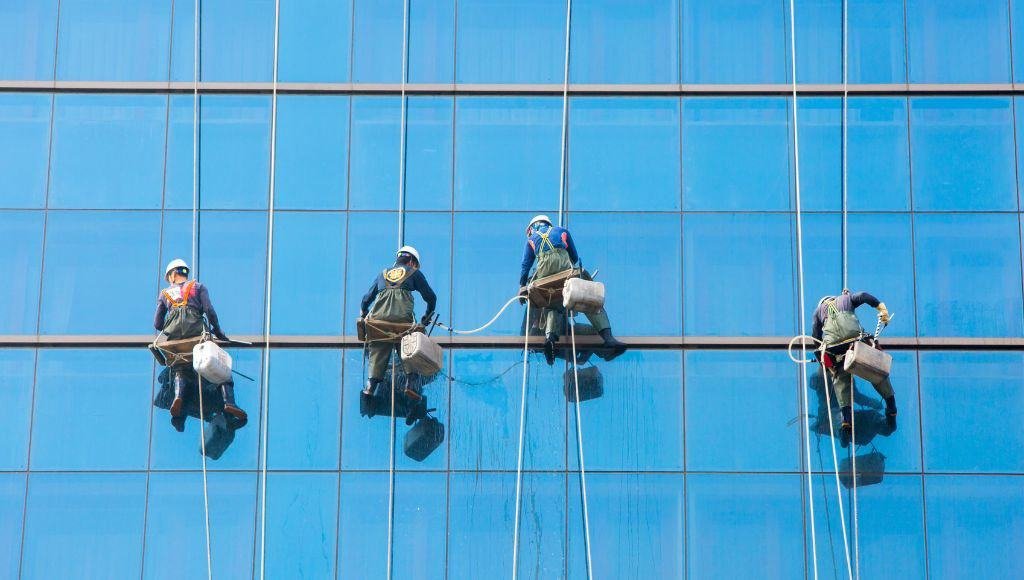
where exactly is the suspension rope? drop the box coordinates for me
[510,300,532,580]
[567,314,594,579]
[257,0,282,577]
[385,353,398,579]
[396,0,410,247]
[556,0,573,224]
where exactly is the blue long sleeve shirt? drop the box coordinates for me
[519,225,579,286]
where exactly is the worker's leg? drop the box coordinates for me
[542,307,564,366]
[871,376,897,417]
[363,342,392,395]
[220,379,248,425]
[583,310,610,333]
[170,367,188,417]
[829,367,853,429]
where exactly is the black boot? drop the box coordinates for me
[598,328,627,360]
[839,405,853,447]
[221,382,248,428]
[361,379,382,418]
[544,333,558,366]
[170,371,186,418]
[171,415,186,432]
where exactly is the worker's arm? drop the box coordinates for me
[519,241,536,287]
[562,229,580,265]
[849,291,880,309]
[153,297,168,331]
[811,308,824,342]
[411,270,438,322]
[360,277,381,317]
[197,284,227,339]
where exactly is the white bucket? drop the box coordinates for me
[193,341,233,384]
[563,277,605,313]
[401,332,443,376]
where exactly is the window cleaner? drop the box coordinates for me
[518,215,625,365]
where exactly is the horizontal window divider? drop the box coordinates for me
[3,468,1020,476]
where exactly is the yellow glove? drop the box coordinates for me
[876,302,890,324]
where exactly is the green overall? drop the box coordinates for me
[530,233,610,337]
[160,281,207,341]
[367,266,416,380]
[822,299,894,407]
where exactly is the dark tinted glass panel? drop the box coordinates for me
[260,473,338,579]
[920,352,1024,473]
[456,0,565,83]
[0,211,43,334]
[56,0,170,81]
[682,97,790,210]
[568,97,681,211]
[682,0,787,83]
[352,0,454,83]
[0,0,57,81]
[170,0,275,82]
[906,0,1011,83]
[21,473,146,578]
[570,0,678,83]
[847,97,911,211]
[0,350,34,470]
[270,212,345,335]
[914,214,1023,337]
[847,0,907,83]
[39,211,160,334]
[455,97,561,211]
[49,94,166,209]
[0,94,51,209]
[0,474,24,579]
[279,0,352,82]
[266,349,341,470]
[909,97,1017,211]
[274,95,349,210]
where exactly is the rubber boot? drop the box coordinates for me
[361,379,382,418]
[839,405,853,447]
[221,382,248,427]
[544,333,558,366]
[598,328,627,360]
[170,371,186,418]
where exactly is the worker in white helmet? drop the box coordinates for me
[154,258,246,432]
[520,215,625,365]
[359,246,438,422]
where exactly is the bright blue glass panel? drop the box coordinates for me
[405,97,454,211]
[926,475,1024,578]
[909,97,1017,211]
[796,97,840,210]
[260,473,338,579]
[449,349,565,470]
[31,349,151,470]
[455,97,561,211]
[847,97,911,211]
[170,0,275,82]
[456,0,565,83]
[279,0,351,82]
[0,0,57,81]
[266,349,341,470]
[847,0,907,83]
[567,351,683,471]
[270,212,345,334]
[570,0,678,83]
[275,95,349,210]
[682,97,791,210]
[907,0,1011,83]
[40,211,160,334]
[794,0,840,83]
[685,351,799,471]
[567,474,684,579]
[682,0,787,83]
[49,94,166,209]
[21,473,146,578]
[352,0,454,83]
[143,472,256,580]
[920,352,1024,473]
[337,472,389,578]
[345,212,398,330]
[56,0,170,81]
[567,213,681,335]
[914,214,1023,337]
[568,97,680,211]
[1014,1,1024,83]
[0,474,24,579]
[0,94,51,208]
[683,213,794,336]
[448,472,565,578]
[0,350,34,469]
[392,473,447,578]
[687,474,804,578]
[0,212,43,334]
[405,212,453,317]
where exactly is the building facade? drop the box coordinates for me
[1,0,1023,578]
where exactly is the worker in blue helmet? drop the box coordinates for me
[519,215,625,365]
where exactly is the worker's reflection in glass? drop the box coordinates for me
[154,367,246,459]
[360,359,445,462]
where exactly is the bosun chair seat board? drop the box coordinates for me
[521,268,582,309]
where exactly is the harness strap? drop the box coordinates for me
[162,280,197,308]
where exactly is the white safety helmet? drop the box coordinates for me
[396,245,421,264]
[165,258,190,280]
[526,214,553,235]
[817,295,834,308]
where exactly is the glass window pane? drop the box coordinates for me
[570,0,678,83]
[848,0,907,83]
[267,350,341,470]
[143,472,257,580]
[337,472,389,578]
[847,97,911,211]
[0,94,51,209]
[682,97,791,211]
[49,94,166,209]
[796,97,841,211]
[274,95,349,210]
[271,212,345,335]
[455,97,561,211]
[794,0,840,83]
[0,350,34,470]
[392,473,447,578]
[909,97,1017,211]
[685,351,799,471]
[920,352,1024,473]
[40,211,160,334]
[567,213,681,335]
[568,97,681,211]
[344,212,398,334]
[405,97,454,211]
[0,474,25,580]
[907,0,1011,83]
[914,214,1023,337]
[170,0,275,82]
[22,473,146,578]
[279,0,351,82]
[683,213,795,336]
[260,473,338,579]
[405,212,454,320]
[352,0,454,83]
[0,211,43,334]
[686,474,804,578]
[56,0,170,81]
[682,0,787,84]
[456,0,565,83]
[0,0,57,81]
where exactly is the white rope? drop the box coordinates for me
[436,295,522,335]
[511,300,531,580]
[385,354,397,580]
[568,314,593,580]
[819,360,854,579]
[556,0,573,225]
[396,0,410,247]
[787,1,819,578]
[257,0,282,577]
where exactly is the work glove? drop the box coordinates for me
[876,302,890,325]
[517,286,529,304]
[420,313,434,326]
